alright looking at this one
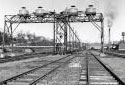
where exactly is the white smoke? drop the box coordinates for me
[104,0,120,28]
[88,0,121,28]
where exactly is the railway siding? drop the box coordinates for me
[46,55,85,85]
[1,51,125,85]
[100,56,125,83]
[0,54,66,82]
[91,50,125,84]
[0,51,85,85]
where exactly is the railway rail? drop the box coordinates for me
[105,51,125,58]
[78,51,125,85]
[0,54,74,85]
[1,51,125,85]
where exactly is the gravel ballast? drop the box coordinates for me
[0,54,66,81]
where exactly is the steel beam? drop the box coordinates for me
[101,15,104,53]
[3,12,104,54]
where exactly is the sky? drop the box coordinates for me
[0,0,125,43]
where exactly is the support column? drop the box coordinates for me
[55,23,58,54]
[101,19,104,53]
[73,28,75,50]
[2,21,6,50]
[53,16,56,54]
[75,31,77,49]
[10,23,13,52]
[69,25,71,52]
[64,22,67,53]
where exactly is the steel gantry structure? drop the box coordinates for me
[2,5,104,54]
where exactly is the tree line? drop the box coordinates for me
[0,32,10,45]
[0,31,53,46]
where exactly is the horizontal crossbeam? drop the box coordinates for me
[5,13,103,23]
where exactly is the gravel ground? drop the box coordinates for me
[100,57,125,82]
[0,54,65,82]
[41,56,86,85]
[91,50,125,82]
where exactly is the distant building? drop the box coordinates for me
[89,43,101,50]
[119,42,125,50]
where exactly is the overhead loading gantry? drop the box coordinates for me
[2,5,104,54]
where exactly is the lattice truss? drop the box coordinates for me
[3,12,104,53]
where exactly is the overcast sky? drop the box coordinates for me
[0,0,125,43]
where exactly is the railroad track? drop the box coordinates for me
[0,54,75,85]
[78,51,125,85]
[104,51,125,58]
